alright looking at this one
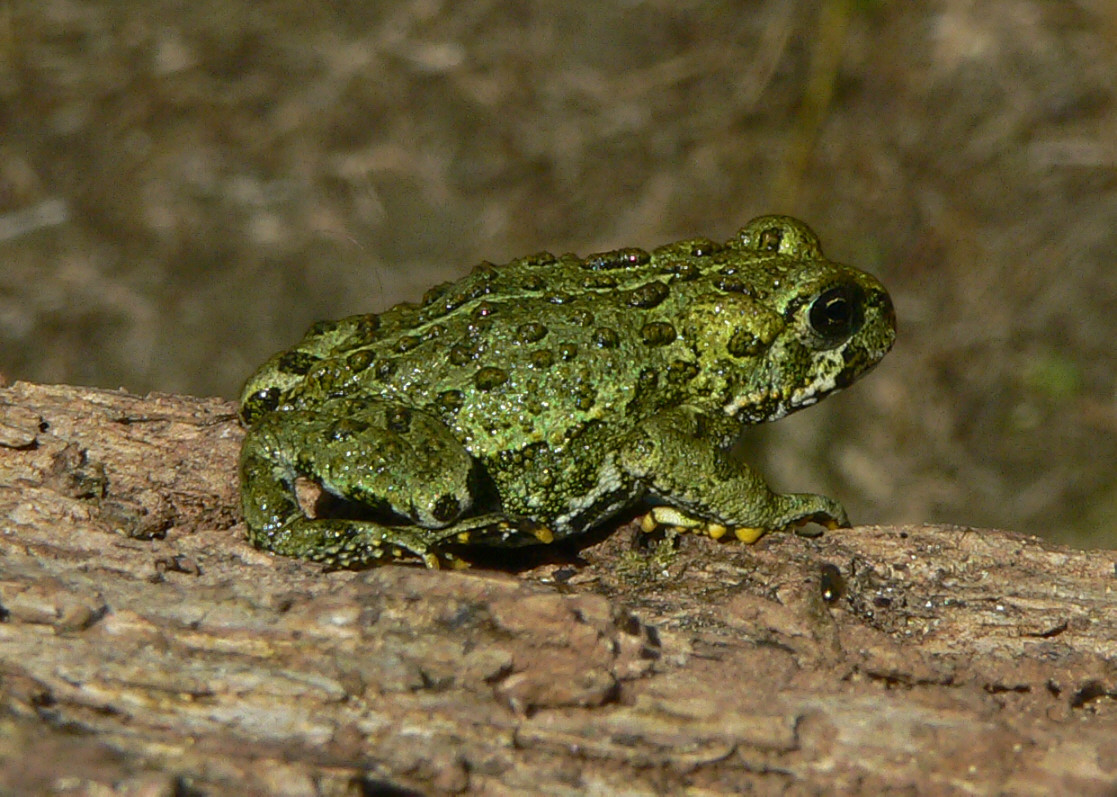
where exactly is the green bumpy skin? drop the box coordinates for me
[239,216,896,568]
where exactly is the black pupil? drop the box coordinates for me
[809,285,862,343]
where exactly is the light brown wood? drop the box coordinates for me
[1,381,1114,794]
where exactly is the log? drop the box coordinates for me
[1,381,1114,794]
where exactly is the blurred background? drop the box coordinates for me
[1,1,1114,547]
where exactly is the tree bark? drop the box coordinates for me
[1,381,1114,795]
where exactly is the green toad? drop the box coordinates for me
[239,216,895,568]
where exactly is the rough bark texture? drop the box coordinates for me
[0,381,1114,796]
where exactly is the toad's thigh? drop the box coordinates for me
[250,399,479,527]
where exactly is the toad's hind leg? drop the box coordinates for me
[239,399,480,568]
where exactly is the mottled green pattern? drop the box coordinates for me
[239,216,895,568]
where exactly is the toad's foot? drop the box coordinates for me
[640,503,848,545]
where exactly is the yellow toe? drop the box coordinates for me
[733,526,766,544]
[706,523,728,540]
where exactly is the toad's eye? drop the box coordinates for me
[808,284,863,346]
[757,227,783,252]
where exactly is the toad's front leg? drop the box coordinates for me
[618,406,850,543]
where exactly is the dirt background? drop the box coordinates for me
[1,0,1115,547]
